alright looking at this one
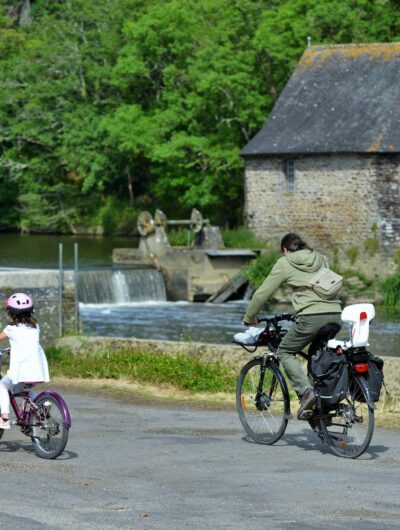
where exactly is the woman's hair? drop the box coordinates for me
[8,311,37,328]
[280,233,312,253]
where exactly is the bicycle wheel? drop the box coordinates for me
[30,394,69,459]
[319,375,374,459]
[236,358,290,445]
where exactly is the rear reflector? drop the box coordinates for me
[360,311,368,321]
[354,363,369,373]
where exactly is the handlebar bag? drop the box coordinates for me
[311,349,349,405]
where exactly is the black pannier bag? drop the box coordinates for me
[311,349,349,406]
[359,355,384,403]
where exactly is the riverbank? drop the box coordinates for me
[55,335,400,428]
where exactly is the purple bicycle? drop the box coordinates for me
[0,347,71,459]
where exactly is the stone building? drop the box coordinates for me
[241,43,400,274]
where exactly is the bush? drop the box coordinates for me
[221,227,267,249]
[380,273,400,308]
[242,249,280,290]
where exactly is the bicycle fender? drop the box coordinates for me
[34,391,72,428]
[353,374,376,410]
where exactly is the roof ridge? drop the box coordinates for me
[309,42,400,50]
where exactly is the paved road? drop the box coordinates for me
[0,391,399,529]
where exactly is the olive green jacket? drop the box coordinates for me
[243,249,342,323]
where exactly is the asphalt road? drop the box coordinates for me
[0,391,399,529]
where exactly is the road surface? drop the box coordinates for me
[0,391,399,529]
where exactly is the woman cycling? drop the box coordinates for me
[243,233,342,419]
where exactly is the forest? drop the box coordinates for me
[1,0,399,234]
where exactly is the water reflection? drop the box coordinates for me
[0,233,137,268]
[80,301,400,357]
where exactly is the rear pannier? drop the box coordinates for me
[311,349,349,406]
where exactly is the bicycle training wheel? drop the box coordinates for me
[319,376,374,459]
[30,394,69,459]
[236,358,290,445]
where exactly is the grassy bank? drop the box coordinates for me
[47,346,237,395]
[48,345,399,429]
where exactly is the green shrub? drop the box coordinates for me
[242,249,280,290]
[346,246,359,265]
[168,228,194,246]
[380,273,400,308]
[221,227,267,249]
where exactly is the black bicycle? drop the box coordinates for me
[235,313,376,459]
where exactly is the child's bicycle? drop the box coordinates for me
[235,304,382,459]
[0,347,71,459]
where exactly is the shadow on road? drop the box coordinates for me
[0,439,78,460]
[241,427,389,460]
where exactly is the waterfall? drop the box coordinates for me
[78,268,166,304]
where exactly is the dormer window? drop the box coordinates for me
[284,160,295,192]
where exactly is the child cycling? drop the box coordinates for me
[0,293,49,430]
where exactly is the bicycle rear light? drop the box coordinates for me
[354,363,369,373]
[360,311,368,321]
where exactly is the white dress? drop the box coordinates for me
[3,324,50,384]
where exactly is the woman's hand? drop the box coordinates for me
[242,318,259,326]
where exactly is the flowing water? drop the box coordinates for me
[79,300,400,357]
[0,233,399,356]
[78,269,166,304]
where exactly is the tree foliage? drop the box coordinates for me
[0,0,399,233]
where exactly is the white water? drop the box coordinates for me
[78,269,166,304]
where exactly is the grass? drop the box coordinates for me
[47,346,237,394]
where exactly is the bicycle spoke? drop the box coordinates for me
[237,359,289,445]
[319,377,374,458]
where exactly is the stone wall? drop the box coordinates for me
[0,270,76,347]
[244,153,400,276]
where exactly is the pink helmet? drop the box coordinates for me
[7,293,34,314]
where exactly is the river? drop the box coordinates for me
[0,234,399,357]
[79,300,400,357]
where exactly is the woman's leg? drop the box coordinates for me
[277,313,342,396]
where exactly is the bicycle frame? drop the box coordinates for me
[9,388,72,430]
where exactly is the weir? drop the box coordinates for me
[78,269,166,304]
[0,267,167,344]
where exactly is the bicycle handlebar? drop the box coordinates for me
[257,313,295,324]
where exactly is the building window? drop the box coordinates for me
[284,160,296,192]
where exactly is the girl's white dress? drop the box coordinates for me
[3,323,49,384]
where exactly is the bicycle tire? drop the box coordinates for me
[236,357,290,445]
[319,375,374,459]
[30,394,69,459]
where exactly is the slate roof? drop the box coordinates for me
[241,43,400,156]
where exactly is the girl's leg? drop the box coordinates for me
[0,376,13,423]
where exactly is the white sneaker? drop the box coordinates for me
[0,417,11,430]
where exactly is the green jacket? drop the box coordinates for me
[243,249,342,323]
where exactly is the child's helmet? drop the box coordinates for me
[6,293,34,314]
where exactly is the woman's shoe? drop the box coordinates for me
[297,387,316,420]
